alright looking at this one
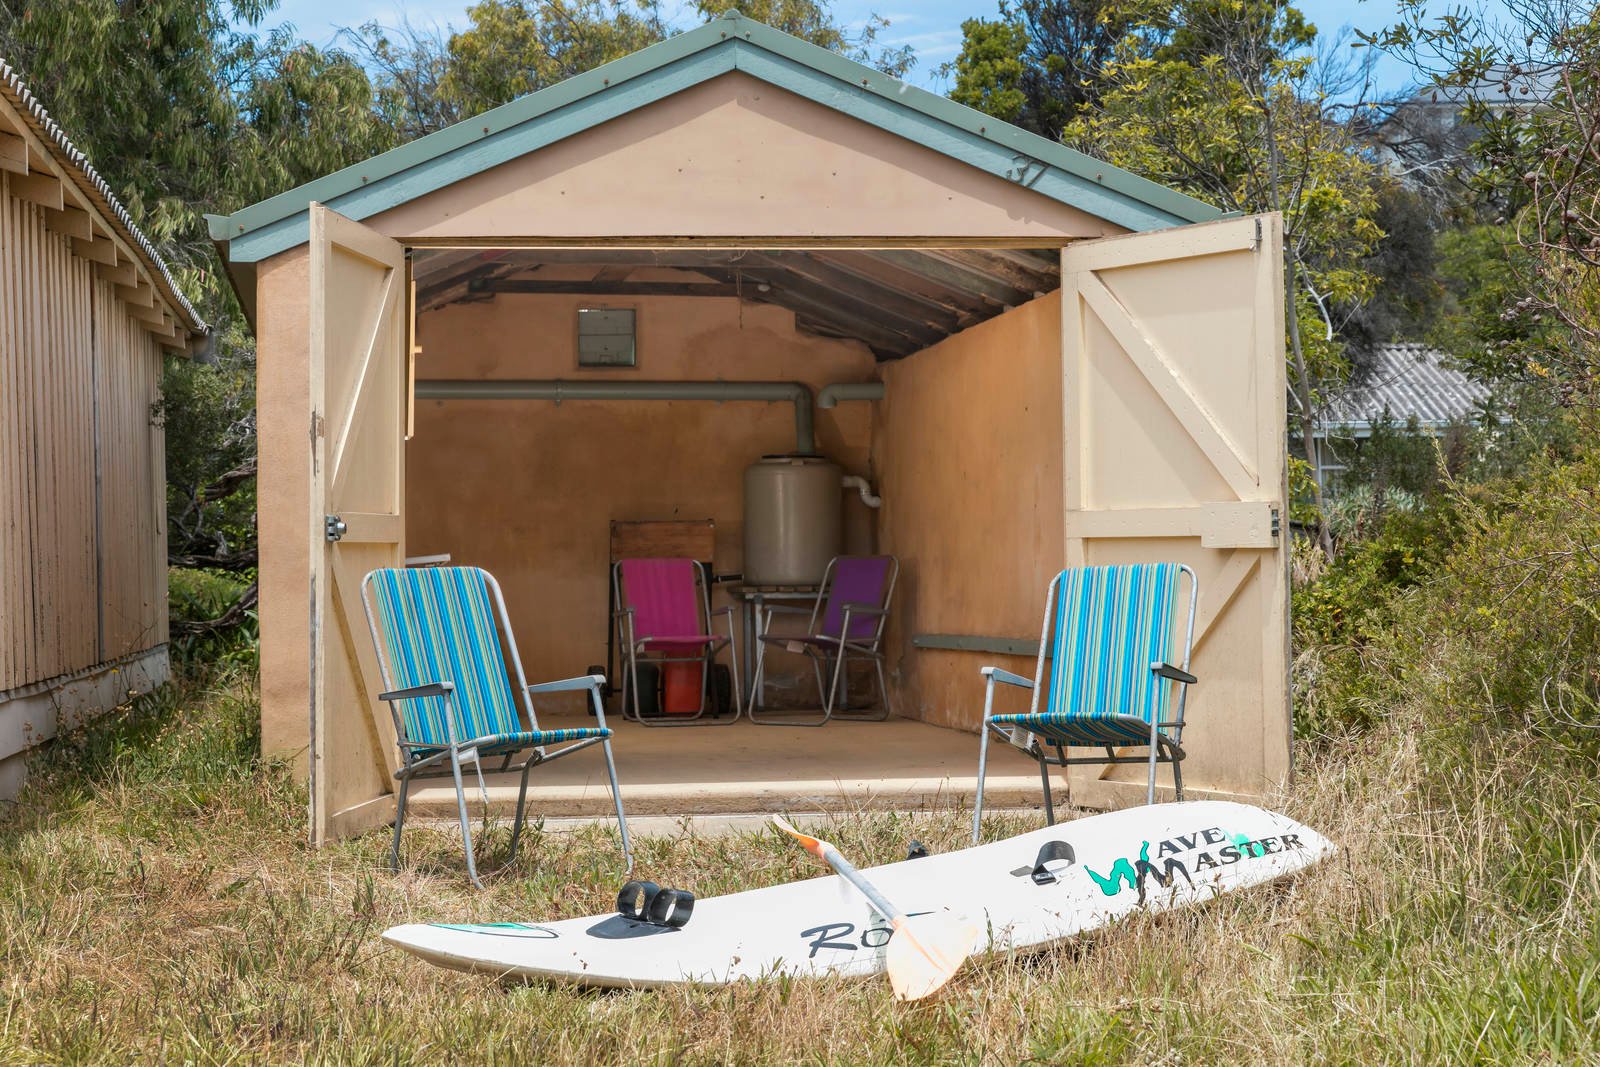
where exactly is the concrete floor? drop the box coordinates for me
[406,713,1061,820]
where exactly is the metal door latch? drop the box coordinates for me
[325,514,347,542]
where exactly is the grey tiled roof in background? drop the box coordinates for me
[1319,343,1490,433]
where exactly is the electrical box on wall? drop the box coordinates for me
[577,307,636,367]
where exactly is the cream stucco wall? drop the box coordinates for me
[255,246,312,764]
[406,291,879,705]
[874,292,1063,732]
[370,74,1121,243]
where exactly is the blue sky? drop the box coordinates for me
[252,0,1472,99]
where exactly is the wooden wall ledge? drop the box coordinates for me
[911,634,1040,657]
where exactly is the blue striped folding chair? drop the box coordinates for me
[361,566,632,886]
[971,563,1198,844]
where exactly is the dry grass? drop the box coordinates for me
[2,649,1598,1065]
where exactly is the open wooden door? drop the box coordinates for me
[308,203,407,843]
[1061,214,1289,807]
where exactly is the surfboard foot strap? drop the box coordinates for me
[1029,841,1076,884]
[617,881,696,928]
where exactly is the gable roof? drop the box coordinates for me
[207,12,1220,266]
[2,56,204,338]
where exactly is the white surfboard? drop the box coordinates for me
[383,801,1333,989]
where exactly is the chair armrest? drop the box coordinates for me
[711,605,735,617]
[980,666,1034,689]
[527,674,606,695]
[379,681,453,702]
[840,603,888,617]
[1151,662,1197,684]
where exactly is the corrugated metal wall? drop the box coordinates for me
[0,171,167,693]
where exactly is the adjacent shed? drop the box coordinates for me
[0,59,204,798]
[210,13,1292,842]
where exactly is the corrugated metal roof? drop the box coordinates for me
[410,246,1060,360]
[0,56,204,335]
[1319,343,1489,432]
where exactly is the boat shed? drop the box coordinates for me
[209,13,1292,842]
[0,58,205,798]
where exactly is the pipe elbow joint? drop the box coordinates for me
[841,474,882,508]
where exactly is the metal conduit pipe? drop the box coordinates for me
[817,382,885,409]
[415,379,817,455]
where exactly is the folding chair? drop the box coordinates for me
[749,555,899,727]
[971,562,1197,843]
[613,558,742,726]
[362,566,632,887]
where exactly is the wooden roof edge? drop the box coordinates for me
[0,55,207,345]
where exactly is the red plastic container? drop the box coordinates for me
[661,662,704,715]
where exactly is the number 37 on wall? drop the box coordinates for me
[1005,154,1047,188]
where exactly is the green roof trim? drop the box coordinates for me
[209,13,1219,263]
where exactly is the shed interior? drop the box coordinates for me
[405,244,1067,732]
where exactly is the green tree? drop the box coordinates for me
[1365,1,1600,413]
[0,0,398,629]
[1065,0,1384,555]
[350,0,914,141]
[947,15,1030,124]
[1340,183,1442,357]
[443,1,668,124]
[946,1,1137,138]
[693,0,914,77]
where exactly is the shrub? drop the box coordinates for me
[1295,444,1600,745]
[167,566,259,669]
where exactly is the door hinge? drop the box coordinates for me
[1270,506,1281,540]
[1252,217,1263,250]
[325,514,347,542]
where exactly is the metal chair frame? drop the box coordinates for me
[612,558,743,727]
[971,564,1198,844]
[748,555,900,727]
[361,567,633,887]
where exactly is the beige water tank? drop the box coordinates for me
[743,454,842,586]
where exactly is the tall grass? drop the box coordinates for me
[4,456,1600,1062]
[1,653,1595,1064]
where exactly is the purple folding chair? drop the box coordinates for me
[613,558,742,727]
[749,555,899,726]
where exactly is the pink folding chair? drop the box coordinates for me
[749,555,898,726]
[613,558,742,726]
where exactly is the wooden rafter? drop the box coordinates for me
[412,246,1062,359]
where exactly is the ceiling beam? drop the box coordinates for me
[417,260,525,309]
[932,248,1058,293]
[743,253,964,333]
[871,250,1030,307]
[706,265,947,349]
[689,270,919,357]
[990,247,1063,273]
[806,251,996,324]
[476,279,741,298]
